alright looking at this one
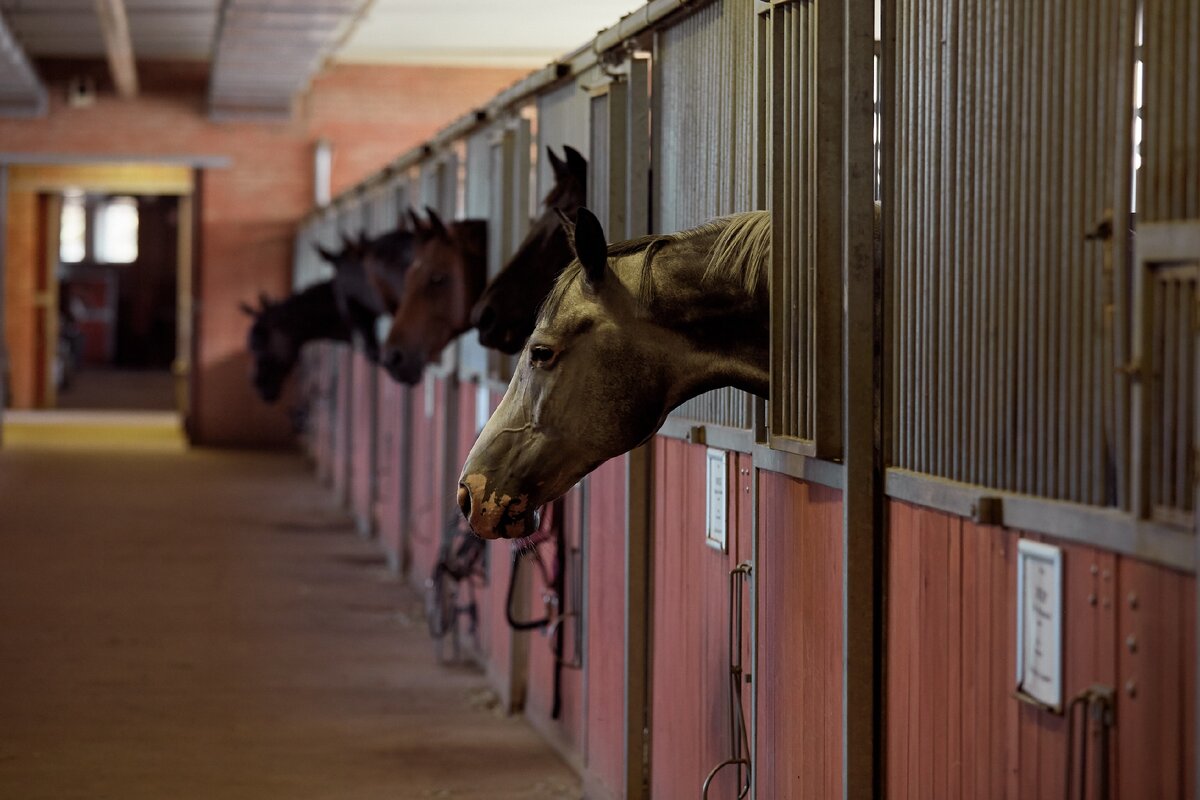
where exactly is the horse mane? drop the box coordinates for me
[540,211,770,319]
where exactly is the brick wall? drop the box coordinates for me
[0,59,526,445]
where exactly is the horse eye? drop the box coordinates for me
[429,273,447,287]
[529,345,558,368]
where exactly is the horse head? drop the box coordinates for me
[471,145,587,354]
[362,220,416,316]
[381,208,488,384]
[316,233,388,362]
[241,281,351,404]
[242,292,298,404]
[457,207,771,539]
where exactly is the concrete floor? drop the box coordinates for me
[56,368,177,411]
[0,418,579,799]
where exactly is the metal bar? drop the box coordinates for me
[814,0,845,460]
[0,163,6,446]
[624,443,654,800]
[842,0,879,795]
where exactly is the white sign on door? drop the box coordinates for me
[705,448,728,551]
[1015,539,1063,710]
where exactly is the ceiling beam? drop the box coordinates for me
[94,0,138,98]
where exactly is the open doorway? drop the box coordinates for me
[1,162,196,438]
[56,193,179,410]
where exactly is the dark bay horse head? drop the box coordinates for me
[457,207,771,539]
[316,233,389,362]
[471,145,587,354]
[241,281,351,404]
[381,208,489,385]
[362,222,416,315]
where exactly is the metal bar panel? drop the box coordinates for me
[889,0,1133,508]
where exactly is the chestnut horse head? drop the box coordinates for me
[241,281,351,404]
[457,207,771,539]
[316,232,389,362]
[380,208,488,384]
[470,145,587,354]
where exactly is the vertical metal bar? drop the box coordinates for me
[815,0,845,460]
[0,163,7,447]
[843,0,880,795]
[1175,280,1190,510]
[625,443,653,800]
[627,56,651,240]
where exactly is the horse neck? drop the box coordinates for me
[632,229,770,398]
[281,281,352,346]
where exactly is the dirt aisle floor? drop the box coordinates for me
[0,418,579,800]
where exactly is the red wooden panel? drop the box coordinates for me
[525,484,586,758]
[583,454,628,798]
[649,438,747,799]
[330,346,353,508]
[374,374,407,570]
[755,472,843,800]
[887,501,1194,800]
[405,377,446,585]
[1118,558,1195,799]
[312,344,335,486]
[349,351,376,534]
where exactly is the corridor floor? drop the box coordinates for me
[0,419,579,799]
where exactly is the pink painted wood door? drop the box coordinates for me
[649,438,753,799]
[349,351,376,536]
[886,499,1196,800]
[754,474,844,799]
[374,374,407,571]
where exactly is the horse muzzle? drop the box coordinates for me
[457,476,539,540]
[381,347,425,385]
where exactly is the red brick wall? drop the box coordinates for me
[0,59,525,445]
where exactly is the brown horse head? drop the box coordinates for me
[380,208,488,384]
[470,145,587,354]
[457,207,771,539]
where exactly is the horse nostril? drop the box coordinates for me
[384,349,404,371]
[457,483,472,522]
[475,304,496,334]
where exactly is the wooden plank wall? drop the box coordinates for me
[404,376,447,585]
[330,346,353,508]
[649,439,753,798]
[374,375,407,570]
[524,485,586,761]
[581,455,628,799]
[755,472,844,799]
[311,344,335,487]
[887,499,1196,799]
[349,351,375,535]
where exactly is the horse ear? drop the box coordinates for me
[239,301,257,317]
[562,145,588,185]
[546,146,567,180]
[407,208,426,236]
[258,291,272,309]
[341,231,356,251]
[424,206,449,240]
[570,207,607,287]
[315,243,338,264]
